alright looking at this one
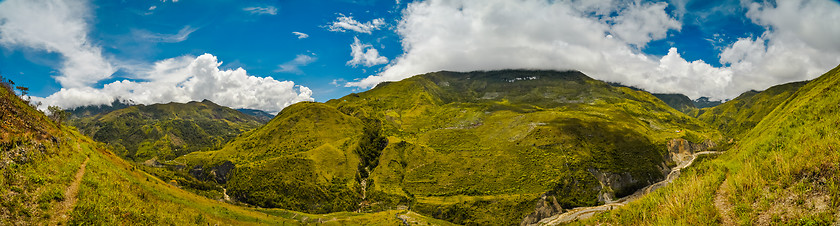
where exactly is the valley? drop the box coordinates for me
[3,0,839,225]
[2,65,839,225]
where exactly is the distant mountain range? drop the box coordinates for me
[234,108,274,123]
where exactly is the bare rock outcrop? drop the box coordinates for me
[520,192,564,226]
[665,138,716,166]
[189,161,235,184]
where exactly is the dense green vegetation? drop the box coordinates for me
[0,76,447,225]
[70,100,264,161]
[179,102,373,213]
[581,64,840,225]
[7,62,838,224]
[698,81,806,138]
[331,70,721,224]
[181,70,720,224]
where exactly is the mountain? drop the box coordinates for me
[697,81,807,138]
[180,70,721,224]
[235,108,274,123]
[69,100,264,161]
[693,96,724,108]
[66,99,135,119]
[578,64,840,225]
[652,93,697,115]
[1,77,447,225]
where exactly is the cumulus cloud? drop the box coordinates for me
[348,0,840,100]
[347,37,388,67]
[0,0,116,88]
[610,1,681,47]
[327,14,385,34]
[292,31,309,39]
[276,54,317,74]
[243,6,278,15]
[717,0,840,90]
[33,54,314,114]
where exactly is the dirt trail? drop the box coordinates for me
[714,178,736,225]
[51,156,89,225]
[537,151,721,225]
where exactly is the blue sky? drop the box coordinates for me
[1,0,839,113]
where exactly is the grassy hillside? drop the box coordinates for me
[580,64,840,225]
[179,102,375,213]
[1,77,448,225]
[1,79,66,223]
[180,70,720,224]
[70,100,264,161]
[698,81,806,138]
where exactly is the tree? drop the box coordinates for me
[15,86,28,96]
[48,106,70,125]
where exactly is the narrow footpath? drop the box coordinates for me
[51,156,89,225]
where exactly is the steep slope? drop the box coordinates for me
[1,80,66,223]
[70,100,264,161]
[1,78,448,225]
[183,70,720,224]
[333,70,720,224]
[698,81,806,138]
[581,64,840,225]
[179,102,374,213]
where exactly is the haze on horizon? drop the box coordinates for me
[1,0,839,113]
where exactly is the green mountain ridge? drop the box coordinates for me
[180,69,721,224]
[698,81,807,138]
[70,100,265,162]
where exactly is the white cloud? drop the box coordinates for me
[134,26,198,43]
[33,54,314,114]
[0,0,116,88]
[243,6,278,15]
[347,0,840,101]
[276,54,317,74]
[610,1,681,47]
[149,5,157,10]
[327,14,385,34]
[715,0,840,90]
[292,31,309,39]
[330,78,347,87]
[347,37,388,67]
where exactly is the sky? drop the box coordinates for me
[1,0,839,114]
